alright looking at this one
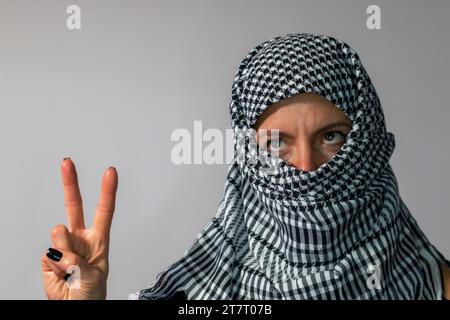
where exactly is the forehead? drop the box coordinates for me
[254,92,351,129]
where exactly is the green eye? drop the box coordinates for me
[268,139,287,152]
[324,131,346,144]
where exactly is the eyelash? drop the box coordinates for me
[265,131,347,150]
[323,131,347,145]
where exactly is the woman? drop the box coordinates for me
[42,33,450,299]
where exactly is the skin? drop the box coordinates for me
[255,92,450,298]
[254,92,352,171]
[41,159,118,299]
[42,92,449,299]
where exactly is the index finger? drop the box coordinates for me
[61,157,85,230]
[92,166,118,237]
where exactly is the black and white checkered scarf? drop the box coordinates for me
[136,33,449,299]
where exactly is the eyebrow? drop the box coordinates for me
[315,121,352,133]
[258,121,352,140]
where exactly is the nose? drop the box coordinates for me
[290,142,322,172]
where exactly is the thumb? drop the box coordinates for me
[50,224,73,252]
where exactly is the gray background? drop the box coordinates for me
[0,0,449,299]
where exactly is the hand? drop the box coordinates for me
[441,265,450,300]
[41,158,118,300]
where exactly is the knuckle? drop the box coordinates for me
[95,203,111,215]
[65,254,80,269]
[50,224,67,239]
[64,199,82,208]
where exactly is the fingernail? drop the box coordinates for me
[63,157,71,161]
[46,248,62,262]
[110,166,116,171]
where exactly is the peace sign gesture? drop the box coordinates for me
[41,158,118,300]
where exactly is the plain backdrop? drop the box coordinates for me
[0,0,449,299]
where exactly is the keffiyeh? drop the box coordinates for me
[136,33,449,299]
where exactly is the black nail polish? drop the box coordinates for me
[46,248,62,262]
[63,273,72,282]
